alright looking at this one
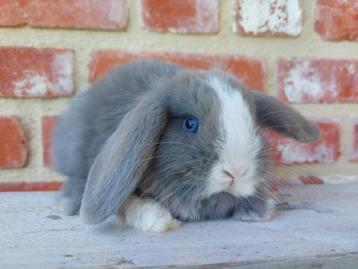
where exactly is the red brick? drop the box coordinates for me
[89,51,266,91]
[351,119,358,161]
[233,0,303,37]
[299,176,325,185]
[315,0,358,41]
[292,175,358,185]
[0,0,28,26]
[0,47,74,98]
[0,116,27,168]
[141,0,219,33]
[0,181,63,191]
[28,0,128,30]
[265,119,341,164]
[42,116,57,167]
[277,58,358,103]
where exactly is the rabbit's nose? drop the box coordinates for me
[223,170,235,180]
[223,165,249,183]
[223,170,235,187]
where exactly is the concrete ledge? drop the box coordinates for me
[1,183,358,268]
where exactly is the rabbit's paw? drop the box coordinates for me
[123,198,181,233]
[58,195,81,216]
[233,197,276,222]
[57,177,86,216]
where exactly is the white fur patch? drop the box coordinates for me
[57,196,74,215]
[205,76,262,197]
[122,196,181,233]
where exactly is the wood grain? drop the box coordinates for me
[1,184,357,268]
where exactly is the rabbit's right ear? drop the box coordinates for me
[80,93,168,224]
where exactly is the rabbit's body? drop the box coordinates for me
[53,60,319,233]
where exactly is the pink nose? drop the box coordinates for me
[223,167,249,186]
[223,170,235,186]
[223,166,249,180]
[223,170,235,180]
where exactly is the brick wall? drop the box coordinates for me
[0,0,357,191]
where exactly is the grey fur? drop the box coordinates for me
[252,91,320,142]
[52,59,319,225]
[80,92,169,224]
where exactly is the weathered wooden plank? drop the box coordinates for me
[1,183,358,269]
[140,252,358,269]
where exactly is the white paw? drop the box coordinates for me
[234,198,277,222]
[262,198,277,220]
[123,198,181,233]
[57,196,75,215]
[56,194,80,216]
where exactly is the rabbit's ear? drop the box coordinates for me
[251,91,319,143]
[80,94,168,224]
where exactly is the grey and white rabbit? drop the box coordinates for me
[53,59,319,233]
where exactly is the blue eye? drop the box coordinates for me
[183,116,199,133]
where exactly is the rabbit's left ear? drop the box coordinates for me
[251,91,320,143]
[80,94,168,225]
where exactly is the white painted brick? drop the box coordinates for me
[233,0,302,36]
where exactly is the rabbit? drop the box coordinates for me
[52,59,319,233]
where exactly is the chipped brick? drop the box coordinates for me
[0,0,28,26]
[28,0,128,30]
[315,0,358,41]
[233,0,302,36]
[89,50,266,91]
[277,58,358,103]
[141,0,219,33]
[42,116,57,167]
[350,119,358,161]
[0,116,28,168]
[0,47,74,98]
[0,182,63,191]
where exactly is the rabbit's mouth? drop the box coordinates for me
[226,176,258,197]
[204,160,258,198]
